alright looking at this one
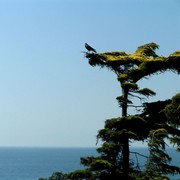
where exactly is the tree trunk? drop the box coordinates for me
[122,88,129,179]
[122,137,129,178]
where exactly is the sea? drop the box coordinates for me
[0,147,178,180]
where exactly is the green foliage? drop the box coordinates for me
[134,42,159,58]
[97,116,147,143]
[90,159,113,170]
[121,82,138,90]
[163,93,180,152]
[39,172,68,180]
[116,96,133,107]
[96,142,120,156]
[163,93,180,125]
[130,170,170,180]
[80,156,96,167]
[118,73,129,81]
[170,50,180,56]
[169,136,180,151]
[136,88,156,97]
[67,169,93,180]
[85,42,180,83]
[99,51,128,61]
[48,172,67,180]
[85,53,105,68]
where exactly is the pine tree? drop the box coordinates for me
[67,43,180,179]
[82,43,180,179]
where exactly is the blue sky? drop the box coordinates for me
[0,0,179,147]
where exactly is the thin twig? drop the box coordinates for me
[130,151,148,159]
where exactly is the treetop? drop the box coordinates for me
[85,42,180,82]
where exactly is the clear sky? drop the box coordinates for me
[0,0,179,147]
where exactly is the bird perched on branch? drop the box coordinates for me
[85,43,96,53]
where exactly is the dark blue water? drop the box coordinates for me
[0,147,97,180]
[0,147,179,180]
